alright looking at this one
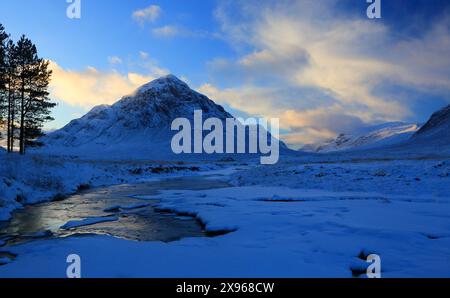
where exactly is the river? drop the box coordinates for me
[0,176,230,250]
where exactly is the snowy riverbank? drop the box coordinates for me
[1,155,450,277]
[0,152,230,221]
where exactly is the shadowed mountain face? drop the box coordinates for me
[413,104,450,143]
[40,75,285,160]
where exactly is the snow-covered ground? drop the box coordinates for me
[0,151,227,221]
[2,75,450,278]
[230,158,450,197]
[1,153,449,277]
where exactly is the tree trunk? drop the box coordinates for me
[6,86,11,152]
[10,104,14,152]
[19,79,24,155]
[7,78,12,152]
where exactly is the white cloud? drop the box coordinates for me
[207,0,450,145]
[198,83,287,120]
[389,16,450,92]
[132,5,161,25]
[49,59,168,109]
[139,51,149,60]
[151,25,216,39]
[108,56,122,64]
[152,25,180,38]
[198,83,368,146]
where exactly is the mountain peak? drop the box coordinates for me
[154,74,185,84]
[135,74,189,95]
[162,74,183,81]
[40,71,234,156]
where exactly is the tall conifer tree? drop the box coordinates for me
[0,24,8,141]
[15,36,55,154]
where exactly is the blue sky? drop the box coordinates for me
[1,0,449,147]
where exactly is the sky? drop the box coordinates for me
[0,0,449,148]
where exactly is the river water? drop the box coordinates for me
[0,176,229,248]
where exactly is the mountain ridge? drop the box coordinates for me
[301,122,420,153]
[413,104,450,143]
[39,75,286,160]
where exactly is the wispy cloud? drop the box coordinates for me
[152,25,219,39]
[132,4,161,25]
[108,56,122,65]
[49,54,168,109]
[139,51,149,60]
[152,25,180,37]
[205,0,450,146]
[198,83,364,146]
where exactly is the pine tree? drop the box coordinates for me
[15,36,55,154]
[0,24,18,153]
[16,36,34,154]
[23,59,55,149]
[1,27,55,154]
[5,39,18,152]
[0,24,8,141]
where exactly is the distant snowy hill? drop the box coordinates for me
[302,122,420,153]
[40,75,286,160]
[412,104,450,144]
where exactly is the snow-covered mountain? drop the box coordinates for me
[40,75,285,160]
[302,122,420,153]
[40,75,232,159]
[412,104,450,144]
[353,105,450,158]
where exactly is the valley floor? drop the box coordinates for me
[1,153,450,277]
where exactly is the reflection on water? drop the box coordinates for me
[0,176,229,245]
